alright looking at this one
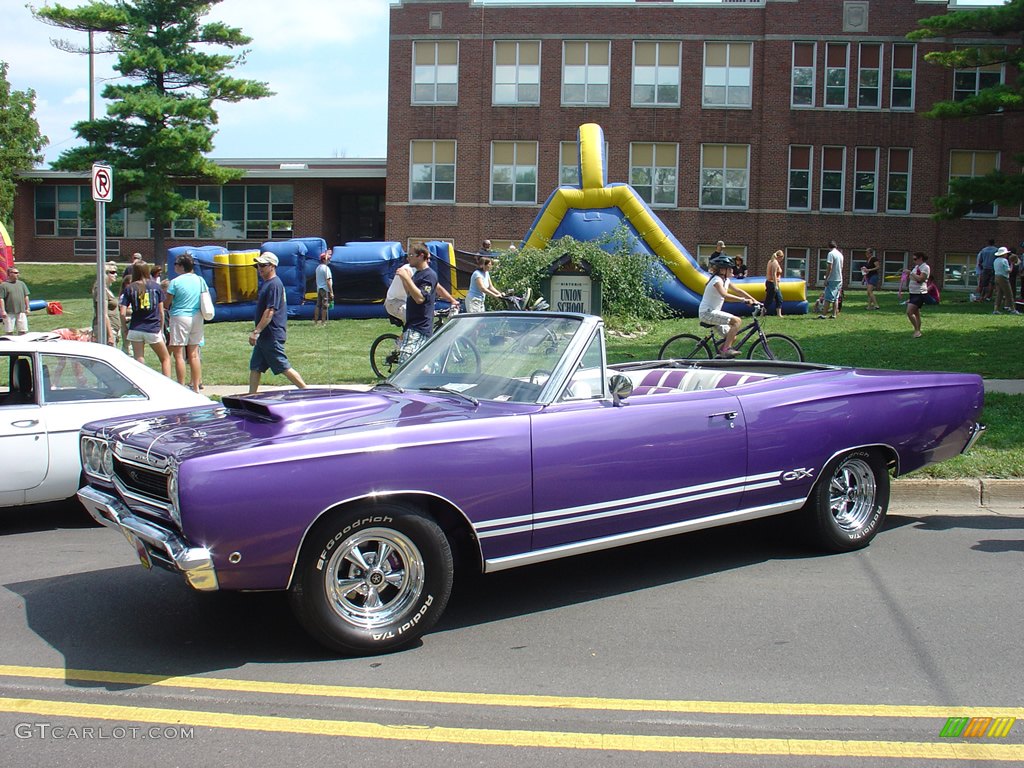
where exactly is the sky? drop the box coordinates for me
[2,0,1006,167]
[4,0,390,164]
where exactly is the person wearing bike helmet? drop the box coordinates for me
[699,253,756,358]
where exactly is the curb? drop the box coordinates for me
[891,479,1023,514]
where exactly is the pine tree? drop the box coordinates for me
[908,0,1024,219]
[34,0,272,263]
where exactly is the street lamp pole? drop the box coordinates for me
[88,29,95,122]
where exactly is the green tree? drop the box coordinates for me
[33,0,272,263]
[0,61,47,231]
[908,0,1024,218]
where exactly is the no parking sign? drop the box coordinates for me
[91,163,113,202]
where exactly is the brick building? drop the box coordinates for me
[385,0,1021,290]
[13,0,1020,293]
[14,158,385,266]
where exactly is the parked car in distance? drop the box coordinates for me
[1,332,210,509]
[77,312,985,655]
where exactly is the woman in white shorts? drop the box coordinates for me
[699,254,756,358]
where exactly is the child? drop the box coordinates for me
[699,254,756,357]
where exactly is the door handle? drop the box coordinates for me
[709,411,737,420]
[11,420,40,428]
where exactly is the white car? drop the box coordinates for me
[1,333,210,509]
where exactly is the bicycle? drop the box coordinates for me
[370,305,461,379]
[658,304,804,362]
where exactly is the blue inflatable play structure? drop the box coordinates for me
[169,238,461,322]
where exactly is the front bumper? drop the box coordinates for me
[78,486,219,591]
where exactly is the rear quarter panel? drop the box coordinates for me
[735,368,984,510]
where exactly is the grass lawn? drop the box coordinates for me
[13,262,1024,477]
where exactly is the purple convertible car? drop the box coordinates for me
[77,312,984,654]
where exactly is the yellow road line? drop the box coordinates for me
[1,696,1022,760]
[1,664,1021,720]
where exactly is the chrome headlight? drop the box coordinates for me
[167,470,182,528]
[81,437,112,479]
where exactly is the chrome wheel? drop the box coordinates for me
[803,449,889,553]
[324,527,426,630]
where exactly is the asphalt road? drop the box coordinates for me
[0,500,1022,767]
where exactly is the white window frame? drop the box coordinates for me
[699,144,750,210]
[890,43,916,111]
[825,42,849,108]
[853,147,879,213]
[949,149,998,218]
[410,140,457,203]
[490,141,539,205]
[493,40,541,106]
[820,146,846,212]
[953,48,1004,102]
[882,250,909,288]
[561,40,611,107]
[787,145,813,211]
[857,43,882,109]
[784,247,810,282]
[412,40,459,105]
[791,42,816,108]
[629,142,679,207]
[886,148,912,214]
[632,41,681,107]
[702,42,752,109]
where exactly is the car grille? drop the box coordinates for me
[113,456,170,503]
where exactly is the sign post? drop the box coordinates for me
[91,163,113,344]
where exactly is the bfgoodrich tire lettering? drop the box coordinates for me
[804,450,889,553]
[289,503,453,654]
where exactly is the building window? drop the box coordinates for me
[886,148,912,214]
[791,42,816,108]
[411,140,456,203]
[493,41,540,106]
[491,141,538,204]
[891,43,916,110]
[942,253,978,292]
[630,143,678,207]
[825,42,849,107]
[35,186,124,239]
[632,41,681,107]
[882,250,909,286]
[175,185,293,241]
[697,244,746,269]
[784,247,809,281]
[562,41,610,106]
[953,48,1003,101]
[700,144,749,209]
[788,146,813,211]
[853,147,878,213]
[559,142,579,186]
[703,42,752,108]
[820,146,846,211]
[858,43,881,108]
[949,150,998,217]
[413,41,458,105]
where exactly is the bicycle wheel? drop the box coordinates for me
[370,333,401,378]
[659,333,713,360]
[747,333,804,362]
[441,338,481,375]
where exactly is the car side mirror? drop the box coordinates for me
[608,373,633,406]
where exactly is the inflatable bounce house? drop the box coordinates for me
[0,222,13,281]
[522,123,807,316]
[170,238,461,322]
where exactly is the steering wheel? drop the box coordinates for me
[529,369,551,385]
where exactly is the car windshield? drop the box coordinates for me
[388,313,583,404]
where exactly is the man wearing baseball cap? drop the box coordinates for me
[247,252,307,394]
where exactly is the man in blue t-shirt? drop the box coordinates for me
[396,244,438,363]
[247,252,307,394]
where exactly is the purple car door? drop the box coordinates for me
[529,388,747,551]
